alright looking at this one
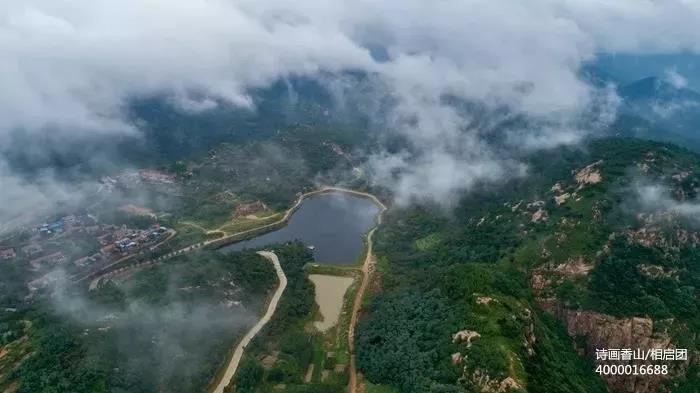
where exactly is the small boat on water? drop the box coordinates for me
[307,245,316,250]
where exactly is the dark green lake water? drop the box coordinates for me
[221,192,380,264]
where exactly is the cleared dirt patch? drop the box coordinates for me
[309,274,354,332]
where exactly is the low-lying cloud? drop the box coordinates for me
[636,183,700,223]
[664,68,689,90]
[46,267,257,391]
[3,0,700,209]
[0,162,99,234]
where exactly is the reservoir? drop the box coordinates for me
[221,192,381,264]
[308,274,354,332]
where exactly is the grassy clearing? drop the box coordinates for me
[216,213,282,235]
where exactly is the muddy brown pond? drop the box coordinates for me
[308,274,354,331]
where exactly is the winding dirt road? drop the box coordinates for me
[211,250,287,393]
[347,192,387,393]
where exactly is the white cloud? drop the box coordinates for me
[2,0,700,208]
[0,162,98,234]
[664,68,689,89]
[651,100,699,118]
[554,0,700,54]
[637,183,700,222]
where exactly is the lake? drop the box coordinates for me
[221,192,381,264]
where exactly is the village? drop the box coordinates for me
[0,213,173,292]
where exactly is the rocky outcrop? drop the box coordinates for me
[537,299,687,393]
[529,257,593,294]
[453,330,481,347]
[574,160,603,187]
[637,264,679,279]
[529,274,550,292]
[468,369,523,393]
[475,296,496,305]
[531,209,548,223]
[552,257,594,276]
[554,193,571,205]
[625,225,700,251]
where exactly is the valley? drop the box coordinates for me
[2,135,699,393]
[3,15,700,392]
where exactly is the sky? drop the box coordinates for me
[2,0,700,216]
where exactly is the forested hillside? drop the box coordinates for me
[357,138,699,393]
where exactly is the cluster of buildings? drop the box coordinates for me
[2,213,169,275]
[36,215,96,237]
[4,207,173,295]
[112,226,169,253]
[71,224,170,275]
[58,224,169,271]
[92,224,169,263]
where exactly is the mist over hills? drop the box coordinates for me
[2,2,700,393]
[581,58,700,152]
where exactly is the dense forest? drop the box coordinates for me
[357,138,699,392]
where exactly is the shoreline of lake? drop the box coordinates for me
[220,190,382,264]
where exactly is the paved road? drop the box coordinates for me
[77,186,386,393]
[83,186,379,287]
[211,250,287,393]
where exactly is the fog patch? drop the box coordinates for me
[635,182,700,223]
[44,266,258,391]
[664,68,689,90]
[0,161,99,235]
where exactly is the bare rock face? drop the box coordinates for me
[554,193,571,205]
[467,369,523,393]
[625,224,700,251]
[552,257,594,276]
[531,209,548,223]
[637,264,679,279]
[538,299,687,393]
[529,257,592,295]
[475,296,496,305]
[574,160,603,188]
[529,273,550,292]
[453,330,481,347]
